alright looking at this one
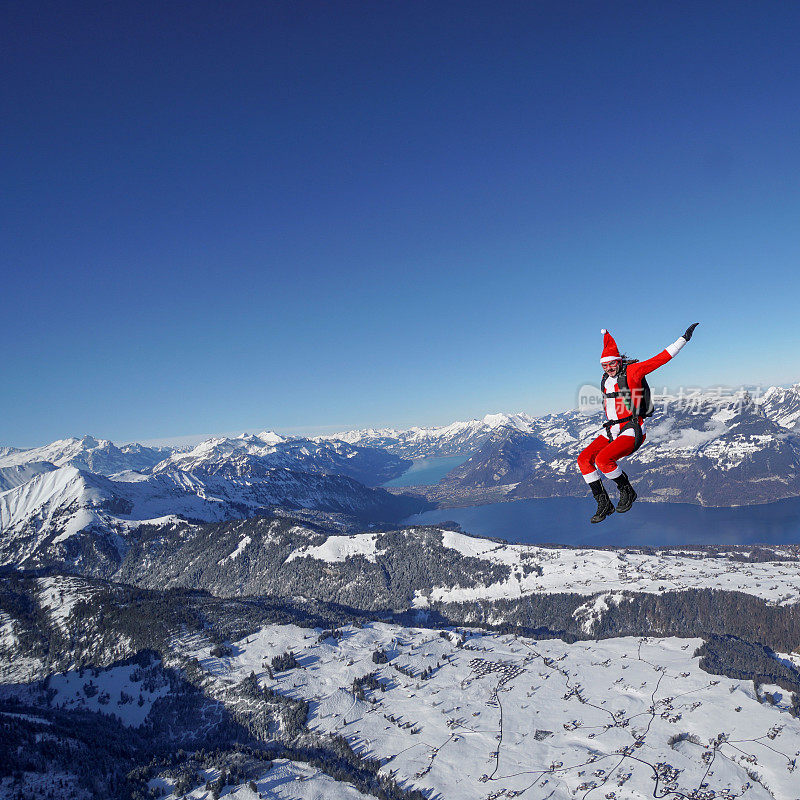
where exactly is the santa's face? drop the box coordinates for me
[603,359,621,377]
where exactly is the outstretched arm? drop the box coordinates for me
[631,323,699,377]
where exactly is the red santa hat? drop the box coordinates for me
[600,329,621,363]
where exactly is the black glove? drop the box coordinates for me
[683,322,699,341]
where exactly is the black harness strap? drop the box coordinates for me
[601,371,645,452]
[602,416,644,451]
[602,415,633,428]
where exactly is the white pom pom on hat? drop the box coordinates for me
[600,328,607,334]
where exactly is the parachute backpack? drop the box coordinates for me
[600,360,654,451]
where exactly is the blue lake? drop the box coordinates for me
[382,455,469,487]
[403,496,800,547]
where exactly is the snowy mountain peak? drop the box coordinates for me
[760,383,800,431]
[155,433,280,472]
[256,430,285,445]
[481,412,534,428]
[0,465,111,548]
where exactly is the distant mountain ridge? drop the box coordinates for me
[325,384,800,458]
[322,412,540,458]
[0,434,171,475]
[154,431,409,486]
[6,383,798,472]
[1,430,410,487]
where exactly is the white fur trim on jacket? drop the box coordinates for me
[666,337,687,357]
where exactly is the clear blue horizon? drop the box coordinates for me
[4,2,800,448]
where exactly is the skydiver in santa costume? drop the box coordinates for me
[578,323,699,523]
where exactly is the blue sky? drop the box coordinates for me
[3,1,800,447]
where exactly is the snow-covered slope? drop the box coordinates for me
[0,461,56,491]
[0,466,427,575]
[761,383,800,432]
[159,760,373,800]
[0,465,258,543]
[0,466,115,548]
[0,466,187,574]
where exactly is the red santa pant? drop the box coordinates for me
[577,434,638,482]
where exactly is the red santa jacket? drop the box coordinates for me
[602,337,686,439]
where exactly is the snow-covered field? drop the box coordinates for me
[47,660,170,727]
[286,531,380,564]
[158,760,373,800]
[425,539,800,606]
[286,528,800,608]
[189,622,800,800]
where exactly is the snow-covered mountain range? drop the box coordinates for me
[401,386,800,507]
[0,464,425,576]
[323,412,540,458]
[0,430,408,487]
[154,431,408,486]
[0,431,422,573]
[3,383,800,567]
[328,385,800,462]
[0,434,171,476]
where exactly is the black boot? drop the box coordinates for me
[613,472,637,513]
[589,480,615,524]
